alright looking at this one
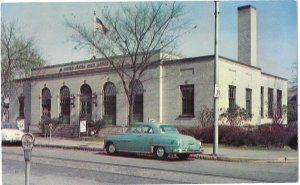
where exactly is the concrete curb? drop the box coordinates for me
[191,154,298,163]
[34,144,101,152]
[34,144,298,163]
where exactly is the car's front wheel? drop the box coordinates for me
[177,153,190,160]
[154,146,168,160]
[106,142,117,155]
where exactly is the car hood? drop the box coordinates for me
[2,129,24,135]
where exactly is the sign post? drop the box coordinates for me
[21,133,35,185]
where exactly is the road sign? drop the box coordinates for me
[80,120,87,133]
[214,84,220,98]
[17,119,25,131]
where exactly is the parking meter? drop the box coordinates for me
[22,133,35,185]
[22,133,35,161]
[49,123,52,144]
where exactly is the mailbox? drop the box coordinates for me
[21,133,35,161]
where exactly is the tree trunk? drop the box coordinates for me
[127,91,136,125]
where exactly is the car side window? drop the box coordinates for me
[135,126,143,133]
[143,126,153,134]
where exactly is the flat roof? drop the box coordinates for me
[28,52,287,82]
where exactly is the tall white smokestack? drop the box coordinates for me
[238,5,257,66]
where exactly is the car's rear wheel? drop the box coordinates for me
[177,153,190,160]
[154,146,168,160]
[106,142,117,155]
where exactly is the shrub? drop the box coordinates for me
[287,134,298,150]
[178,124,297,148]
[198,125,214,143]
[178,126,213,142]
[219,105,252,126]
[257,124,296,148]
[219,125,246,146]
[38,116,62,136]
[87,119,106,136]
[177,126,202,139]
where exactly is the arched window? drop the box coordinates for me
[42,87,51,118]
[60,86,70,124]
[103,82,116,125]
[80,84,92,122]
[130,80,144,122]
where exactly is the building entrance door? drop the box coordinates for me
[80,84,92,125]
[60,86,70,124]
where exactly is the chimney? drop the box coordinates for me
[238,5,257,66]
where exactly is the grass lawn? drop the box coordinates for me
[201,143,295,151]
[77,137,104,142]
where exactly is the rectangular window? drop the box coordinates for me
[277,90,282,118]
[180,85,194,116]
[229,85,236,109]
[268,88,273,118]
[18,95,25,117]
[260,87,264,117]
[246,88,252,116]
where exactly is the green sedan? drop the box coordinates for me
[104,122,203,160]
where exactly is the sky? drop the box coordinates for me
[1,1,298,82]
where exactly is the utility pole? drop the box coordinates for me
[213,0,220,156]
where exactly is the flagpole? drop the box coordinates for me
[93,10,96,59]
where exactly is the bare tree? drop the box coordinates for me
[289,61,297,96]
[266,102,287,125]
[66,2,193,124]
[197,106,214,127]
[1,20,46,121]
[219,105,252,126]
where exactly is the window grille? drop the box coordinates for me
[229,85,236,110]
[80,84,92,121]
[268,88,274,118]
[130,80,144,122]
[277,90,282,118]
[261,87,264,117]
[60,86,70,116]
[104,82,117,115]
[42,87,51,117]
[246,88,252,116]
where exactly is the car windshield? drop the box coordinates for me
[1,123,17,129]
[160,125,178,133]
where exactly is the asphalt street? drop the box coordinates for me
[2,146,298,184]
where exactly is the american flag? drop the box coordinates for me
[95,17,108,33]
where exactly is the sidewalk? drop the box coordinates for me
[34,137,298,163]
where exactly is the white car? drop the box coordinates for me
[2,123,24,144]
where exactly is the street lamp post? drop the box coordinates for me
[213,0,220,156]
